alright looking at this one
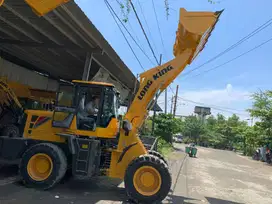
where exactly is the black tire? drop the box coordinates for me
[148,150,168,166]
[19,143,67,190]
[125,155,171,203]
[2,124,20,137]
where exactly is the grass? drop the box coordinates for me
[157,138,174,157]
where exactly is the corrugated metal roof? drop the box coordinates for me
[0,0,162,111]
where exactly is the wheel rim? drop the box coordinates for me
[133,166,162,196]
[27,153,53,181]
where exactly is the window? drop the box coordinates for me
[100,88,117,127]
[56,84,75,107]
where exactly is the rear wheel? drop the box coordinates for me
[2,124,20,137]
[124,155,171,203]
[19,143,67,190]
[148,150,168,166]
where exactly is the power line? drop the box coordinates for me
[107,0,156,66]
[178,97,249,116]
[184,36,272,80]
[181,17,272,78]
[151,0,168,60]
[137,0,159,56]
[129,0,176,100]
[105,0,145,71]
[129,0,160,65]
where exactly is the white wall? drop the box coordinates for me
[0,57,59,91]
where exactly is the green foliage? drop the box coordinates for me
[157,137,173,157]
[154,113,182,142]
[182,115,205,143]
[248,90,272,138]
[141,90,272,157]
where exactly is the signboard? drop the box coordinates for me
[194,106,211,115]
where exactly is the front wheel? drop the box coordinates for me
[148,150,168,166]
[124,155,171,203]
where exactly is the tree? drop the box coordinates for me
[154,113,182,143]
[182,115,204,143]
[248,90,272,139]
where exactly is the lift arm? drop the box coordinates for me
[0,79,22,109]
[125,8,223,130]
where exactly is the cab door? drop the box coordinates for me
[52,83,76,129]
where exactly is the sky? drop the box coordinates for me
[75,0,272,122]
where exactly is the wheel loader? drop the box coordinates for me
[0,1,223,203]
[0,78,55,137]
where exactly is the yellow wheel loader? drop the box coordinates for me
[0,1,222,202]
[0,78,55,137]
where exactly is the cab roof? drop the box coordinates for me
[72,80,114,87]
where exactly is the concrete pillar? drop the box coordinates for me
[82,52,93,81]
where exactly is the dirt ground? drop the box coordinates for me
[0,144,271,204]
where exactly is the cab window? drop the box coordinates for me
[100,88,117,127]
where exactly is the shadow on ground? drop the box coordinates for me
[165,194,244,204]
[0,165,18,179]
[173,147,184,152]
[206,197,244,204]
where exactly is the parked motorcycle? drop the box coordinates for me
[252,148,261,161]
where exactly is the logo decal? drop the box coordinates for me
[137,65,174,100]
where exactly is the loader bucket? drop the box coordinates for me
[173,8,223,64]
[25,0,70,16]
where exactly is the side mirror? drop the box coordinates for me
[122,119,132,136]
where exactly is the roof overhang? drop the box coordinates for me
[0,0,162,111]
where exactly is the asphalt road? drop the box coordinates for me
[0,145,271,204]
[171,144,272,204]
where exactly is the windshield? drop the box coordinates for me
[56,84,75,107]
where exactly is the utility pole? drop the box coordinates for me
[173,85,179,117]
[151,54,162,135]
[165,88,167,114]
[170,96,174,115]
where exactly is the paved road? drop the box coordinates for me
[171,144,272,204]
[0,145,271,204]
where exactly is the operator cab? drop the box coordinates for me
[52,80,120,138]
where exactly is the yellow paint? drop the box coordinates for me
[173,8,223,62]
[82,144,88,149]
[0,78,22,108]
[24,110,119,142]
[0,0,4,7]
[72,80,114,87]
[25,0,70,16]
[71,117,119,139]
[0,78,55,109]
[24,110,65,143]
[133,166,161,196]
[27,153,53,181]
[108,8,222,179]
